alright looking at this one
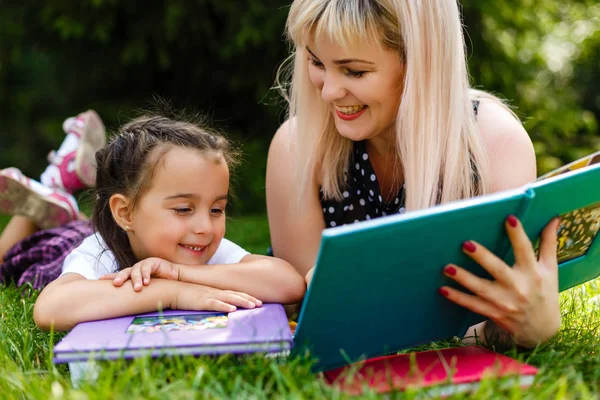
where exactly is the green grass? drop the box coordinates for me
[1,215,600,399]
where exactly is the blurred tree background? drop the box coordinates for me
[0,0,599,215]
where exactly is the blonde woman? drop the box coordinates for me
[266,0,560,348]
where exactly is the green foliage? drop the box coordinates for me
[0,0,291,213]
[463,1,600,173]
[0,0,599,213]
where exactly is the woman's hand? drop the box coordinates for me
[100,257,179,291]
[439,215,561,348]
[172,282,262,312]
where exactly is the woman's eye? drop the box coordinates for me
[173,208,192,215]
[309,58,324,68]
[344,68,366,78]
[210,208,225,216]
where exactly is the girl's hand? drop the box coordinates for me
[100,257,179,291]
[439,215,561,348]
[172,282,262,312]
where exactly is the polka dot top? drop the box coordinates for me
[320,101,480,228]
[320,139,406,228]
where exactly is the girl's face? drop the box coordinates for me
[127,147,229,265]
[306,37,405,142]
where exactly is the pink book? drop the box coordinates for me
[323,346,538,396]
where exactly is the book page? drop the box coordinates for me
[533,201,600,264]
[126,313,228,334]
[537,151,600,181]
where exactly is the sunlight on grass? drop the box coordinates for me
[1,215,599,398]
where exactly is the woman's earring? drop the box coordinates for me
[124,226,131,232]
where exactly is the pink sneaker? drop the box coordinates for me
[46,110,106,192]
[0,168,79,229]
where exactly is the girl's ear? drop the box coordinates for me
[109,194,133,229]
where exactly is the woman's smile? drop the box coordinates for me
[335,105,368,121]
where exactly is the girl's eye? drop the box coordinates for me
[173,208,192,215]
[309,58,324,68]
[210,208,225,216]
[343,68,366,78]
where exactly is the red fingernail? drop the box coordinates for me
[462,241,476,253]
[444,265,457,276]
[438,288,449,297]
[507,215,518,228]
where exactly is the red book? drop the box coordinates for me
[323,346,538,396]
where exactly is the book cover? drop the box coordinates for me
[323,346,537,396]
[53,303,292,363]
[292,153,600,371]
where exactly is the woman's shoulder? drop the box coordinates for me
[268,117,319,183]
[270,118,297,150]
[475,98,537,192]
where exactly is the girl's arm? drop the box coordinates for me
[176,254,306,304]
[104,254,307,304]
[34,273,260,331]
[34,273,179,331]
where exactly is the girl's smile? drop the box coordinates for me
[180,244,206,252]
[179,243,208,257]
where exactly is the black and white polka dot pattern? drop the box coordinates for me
[320,140,406,228]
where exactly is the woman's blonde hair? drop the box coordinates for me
[278,0,508,211]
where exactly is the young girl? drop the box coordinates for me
[34,114,306,332]
[266,0,560,348]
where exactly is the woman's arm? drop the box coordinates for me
[446,99,560,347]
[266,119,326,278]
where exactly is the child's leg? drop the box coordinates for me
[40,110,106,192]
[0,168,79,230]
[0,110,104,261]
[0,216,37,262]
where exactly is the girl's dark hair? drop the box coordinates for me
[92,114,239,270]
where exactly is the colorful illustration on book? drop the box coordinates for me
[533,202,600,263]
[126,313,228,334]
[538,151,600,180]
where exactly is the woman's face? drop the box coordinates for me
[306,37,405,142]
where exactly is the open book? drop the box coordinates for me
[293,151,600,371]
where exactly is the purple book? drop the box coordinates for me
[53,303,292,363]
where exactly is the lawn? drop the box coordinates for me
[1,214,600,399]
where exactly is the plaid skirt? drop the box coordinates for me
[0,220,93,290]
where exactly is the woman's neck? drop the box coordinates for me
[364,126,399,167]
[365,132,404,202]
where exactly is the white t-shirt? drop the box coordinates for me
[61,233,250,280]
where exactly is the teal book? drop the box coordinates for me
[292,151,600,372]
